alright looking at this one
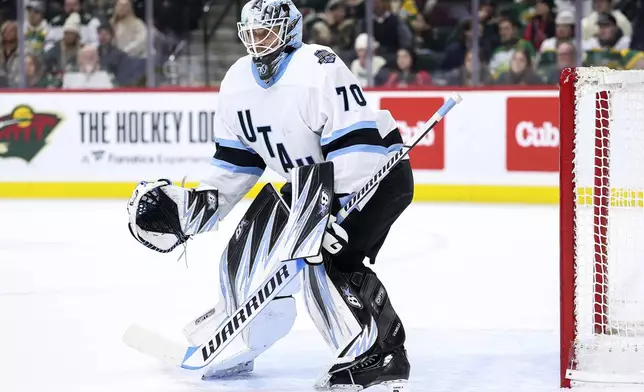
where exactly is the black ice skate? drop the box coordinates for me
[318,346,410,391]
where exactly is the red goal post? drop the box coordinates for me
[560,67,644,387]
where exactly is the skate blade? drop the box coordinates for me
[382,379,409,392]
[328,379,409,391]
[201,360,254,380]
[330,385,363,391]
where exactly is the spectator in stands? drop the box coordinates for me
[410,12,437,51]
[0,20,18,87]
[24,1,51,55]
[630,56,644,69]
[295,0,331,12]
[379,47,431,87]
[97,24,123,74]
[0,20,20,87]
[354,0,413,65]
[582,0,632,41]
[43,12,83,83]
[585,12,631,50]
[630,0,644,50]
[478,0,501,49]
[305,0,352,52]
[152,0,202,51]
[63,44,114,88]
[489,17,536,78]
[49,0,100,46]
[496,48,544,85]
[522,0,556,50]
[479,0,498,24]
[23,53,55,87]
[507,0,538,26]
[444,49,493,86]
[583,12,631,68]
[391,0,418,22]
[111,0,148,58]
[441,19,492,71]
[0,1,14,27]
[340,0,365,21]
[98,22,144,86]
[86,0,114,24]
[543,41,575,83]
[350,33,386,86]
[538,9,574,71]
[622,49,644,70]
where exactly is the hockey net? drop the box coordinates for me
[560,67,644,387]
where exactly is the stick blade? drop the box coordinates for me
[122,324,187,365]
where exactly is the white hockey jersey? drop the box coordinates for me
[203,44,402,219]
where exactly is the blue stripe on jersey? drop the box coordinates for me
[210,158,265,176]
[320,121,379,146]
[216,138,257,153]
[387,143,403,153]
[326,144,387,161]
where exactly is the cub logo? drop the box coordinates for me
[506,97,559,172]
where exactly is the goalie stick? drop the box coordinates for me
[122,93,463,371]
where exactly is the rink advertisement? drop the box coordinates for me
[0,88,559,201]
[380,96,445,170]
[0,91,219,182]
[505,97,559,172]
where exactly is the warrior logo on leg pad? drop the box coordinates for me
[341,285,363,309]
[200,264,291,362]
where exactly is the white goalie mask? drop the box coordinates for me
[237,0,303,80]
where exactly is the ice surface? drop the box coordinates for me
[0,199,625,391]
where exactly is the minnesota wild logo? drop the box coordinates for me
[0,105,62,163]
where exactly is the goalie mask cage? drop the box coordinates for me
[560,67,644,388]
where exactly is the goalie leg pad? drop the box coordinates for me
[201,184,298,378]
[201,295,297,379]
[303,260,406,358]
[244,295,297,349]
[306,259,409,391]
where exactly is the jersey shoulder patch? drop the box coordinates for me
[314,49,337,64]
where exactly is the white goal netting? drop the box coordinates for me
[566,67,644,384]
